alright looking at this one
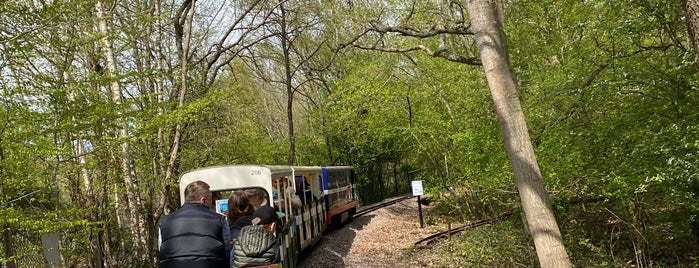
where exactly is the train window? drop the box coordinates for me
[212,190,232,215]
[211,188,273,215]
[295,176,314,205]
[272,178,281,201]
[273,176,302,212]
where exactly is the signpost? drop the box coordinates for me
[411,180,424,228]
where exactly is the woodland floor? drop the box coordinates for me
[297,198,455,268]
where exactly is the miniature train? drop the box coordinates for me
[177,165,359,268]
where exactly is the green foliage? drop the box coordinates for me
[315,37,517,207]
[505,0,699,265]
[0,207,95,233]
[178,68,290,169]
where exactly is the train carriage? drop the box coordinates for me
[178,165,328,268]
[321,166,358,228]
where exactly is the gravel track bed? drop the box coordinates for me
[298,198,445,268]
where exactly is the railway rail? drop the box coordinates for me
[414,213,513,246]
[301,194,513,267]
[352,195,512,248]
[353,194,413,218]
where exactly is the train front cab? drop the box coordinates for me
[322,166,359,228]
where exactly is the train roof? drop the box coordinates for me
[177,165,323,203]
[322,166,353,170]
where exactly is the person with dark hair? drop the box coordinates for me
[295,176,314,205]
[227,190,255,240]
[245,188,269,209]
[231,205,281,268]
[159,181,231,268]
[272,177,302,210]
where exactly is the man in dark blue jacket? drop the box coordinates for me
[159,181,231,268]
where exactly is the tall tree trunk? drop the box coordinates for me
[280,2,296,166]
[152,0,167,200]
[66,79,102,268]
[1,143,15,268]
[76,136,103,268]
[95,1,147,261]
[144,0,169,258]
[683,0,699,70]
[100,181,116,268]
[154,0,195,222]
[0,145,12,268]
[464,0,571,267]
[0,124,15,268]
[3,227,16,268]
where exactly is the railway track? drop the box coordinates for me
[353,194,413,218]
[414,213,513,246]
[350,195,512,248]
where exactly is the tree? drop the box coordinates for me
[464,0,570,266]
[244,0,331,166]
[341,0,571,265]
[279,0,298,165]
[154,0,276,219]
[506,0,698,264]
[95,0,148,260]
[0,1,107,266]
[684,0,699,69]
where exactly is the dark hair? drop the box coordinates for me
[227,190,254,225]
[245,188,269,208]
[252,205,278,225]
[184,181,211,203]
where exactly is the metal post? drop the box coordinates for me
[417,196,424,228]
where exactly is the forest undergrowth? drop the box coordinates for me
[406,196,699,267]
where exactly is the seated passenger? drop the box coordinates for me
[273,177,302,210]
[227,190,255,240]
[295,176,314,205]
[245,188,269,209]
[231,205,281,268]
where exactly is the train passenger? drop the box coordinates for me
[273,177,302,210]
[231,205,281,268]
[159,181,231,268]
[295,176,314,205]
[245,188,269,209]
[227,190,255,240]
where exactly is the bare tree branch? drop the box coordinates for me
[341,19,480,65]
[370,23,472,38]
[352,43,480,65]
